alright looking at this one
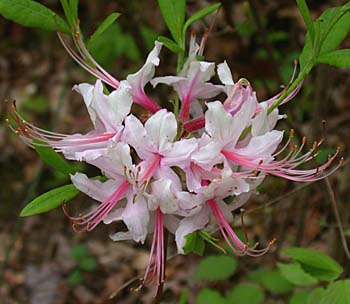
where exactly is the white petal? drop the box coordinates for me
[70,172,120,202]
[188,61,215,82]
[127,41,162,91]
[163,214,180,234]
[108,142,133,176]
[108,81,132,124]
[175,206,210,254]
[192,141,223,171]
[122,195,150,243]
[151,179,178,214]
[236,130,284,162]
[145,109,177,149]
[217,61,234,86]
[151,75,184,88]
[191,83,223,100]
[154,165,182,191]
[161,138,198,168]
[225,94,257,147]
[205,101,236,145]
[176,191,203,216]
[103,207,124,224]
[123,114,153,159]
[109,231,133,242]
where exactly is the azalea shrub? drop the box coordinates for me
[2,0,350,302]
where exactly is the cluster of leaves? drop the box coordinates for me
[183,247,349,304]
[157,0,220,70]
[268,0,350,113]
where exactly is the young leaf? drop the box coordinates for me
[179,288,189,304]
[183,231,205,256]
[194,255,237,281]
[158,0,186,44]
[317,6,350,55]
[158,35,184,53]
[277,263,318,286]
[290,290,311,304]
[307,288,326,304]
[0,0,70,33]
[87,12,121,47]
[227,283,265,304]
[247,268,293,295]
[317,49,350,68]
[283,247,343,281]
[320,280,350,304]
[34,140,76,175]
[20,184,80,216]
[195,288,228,304]
[296,0,315,43]
[183,3,221,34]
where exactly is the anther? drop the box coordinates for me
[312,141,318,149]
[5,118,10,125]
[302,136,307,144]
[290,129,295,138]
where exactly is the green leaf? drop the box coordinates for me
[247,268,293,295]
[183,3,221,34]
[195,288,228,304]
[199,231,226,254]
[179,288,189,304]
[296,0,315,43]
[0,0,70,33]
[320,280,350,304]
[67,269,83,285]
[20,184,79,216]
[318,49,350,68]
[34,140,76,175]
[227,283,265,304]
[184,231,205,256]
[158,35,184,53]
[317,6,350,55]
[60,0,74,27]
[307,288,326,304]
[277,263,318,286]
[299,32,313,72]
[87,23,140,67]
[194,255,237,281]
[158,0,186,44]
[79,257,97,272]
[283,247,343,281]
[69,0,78,21]
[290,290,311,304]
[71,244,89,261]
[88,12,121,47]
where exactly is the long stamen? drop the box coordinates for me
[63,180,129,232]
[208,198,275,256]
[135,208,165,298]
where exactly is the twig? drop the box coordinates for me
[325,177,350,261]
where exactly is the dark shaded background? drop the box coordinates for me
[0,0,349,303]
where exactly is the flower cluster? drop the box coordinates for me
[7,31,341,295]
